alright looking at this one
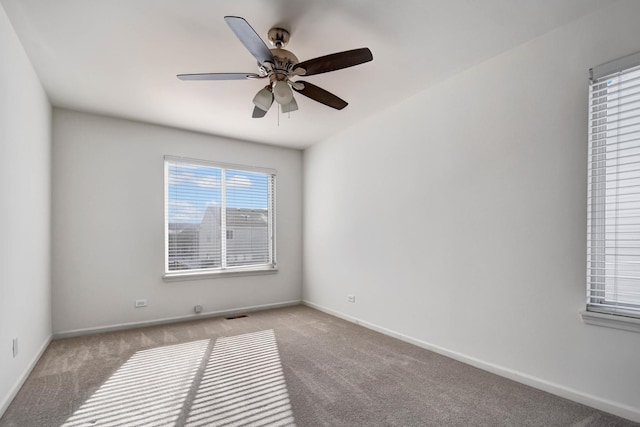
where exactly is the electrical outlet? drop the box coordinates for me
[347,295,356,303]
[194,305,203,314]
[135,299,147,308]
[12,338,18,358]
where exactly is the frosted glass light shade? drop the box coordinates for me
[280,96,298,113]
[273,80,293,105]
[252,87,273,111]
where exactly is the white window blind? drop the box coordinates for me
[587,53,640,318]
[165,157,275,275]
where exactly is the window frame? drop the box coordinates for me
[163,156,277,280]
[583,52,640,332]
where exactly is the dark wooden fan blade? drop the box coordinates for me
[292,81,348,110]
[177,73,261,81]
[293,48,372,76]
[252,106,268,118]
[224,16,274,65]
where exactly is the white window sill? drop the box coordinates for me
[580,310,640,333]
[163,266,278,281]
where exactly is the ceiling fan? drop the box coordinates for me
[177,16,373,118]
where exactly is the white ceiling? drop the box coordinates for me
[1,0,615,149]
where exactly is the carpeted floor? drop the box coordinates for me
[0,305,637,426]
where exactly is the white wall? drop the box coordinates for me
[303,0,640,421]
[52,109,302,334]
[0,3,52,416]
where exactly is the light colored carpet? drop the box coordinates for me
[0,305,636,426]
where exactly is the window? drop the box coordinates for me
[587,52,640,322]
[164,156,276,277]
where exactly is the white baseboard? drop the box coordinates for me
[302,300,640,423]
[0,334,52,418]
[53,300,302,339]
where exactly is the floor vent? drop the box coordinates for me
[225,314,248,320]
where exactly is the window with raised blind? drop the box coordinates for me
[164,157,276,277]
[587,52,640,320]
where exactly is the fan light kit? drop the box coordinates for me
[178,16,373,118]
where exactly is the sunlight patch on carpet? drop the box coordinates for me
[62,339,209,427]
[185,329,296,427]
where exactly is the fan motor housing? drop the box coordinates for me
[271,48,299,71]
[262,27,298,80]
